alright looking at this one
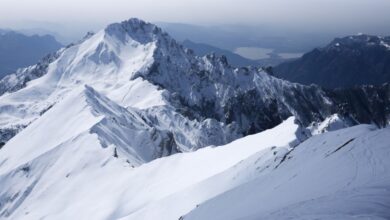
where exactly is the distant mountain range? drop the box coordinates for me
[274,34,390,88]
[0,30,62,78]
[157,22,331,53]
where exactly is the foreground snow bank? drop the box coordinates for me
[184,125,390,220]
[0,114,303,219]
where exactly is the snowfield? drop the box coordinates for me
[184,125,390,220]
[0,18,389,220]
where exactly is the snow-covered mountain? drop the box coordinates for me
[0,19,239,150]
[0,18,389,219]
[1,18,389,147]
[275,34,390,88]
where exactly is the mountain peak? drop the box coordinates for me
[275,33,390,88]
[104,18,164,44]
[328,34,389,50]
[121,18,151,28]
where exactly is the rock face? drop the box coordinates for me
[325,84,390,126]
[0,19,389,150]
[274,34,390,88]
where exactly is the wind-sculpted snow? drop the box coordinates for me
[308,113,357,135]
[84,85,179,164]
[0,85,172,173]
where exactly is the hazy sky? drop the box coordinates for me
[1,0,390,41]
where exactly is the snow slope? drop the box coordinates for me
[1,109,389,219]
[0,85,175,174]
[0,22,159,133]
[0,115,304,219]
[184,125,390,220]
